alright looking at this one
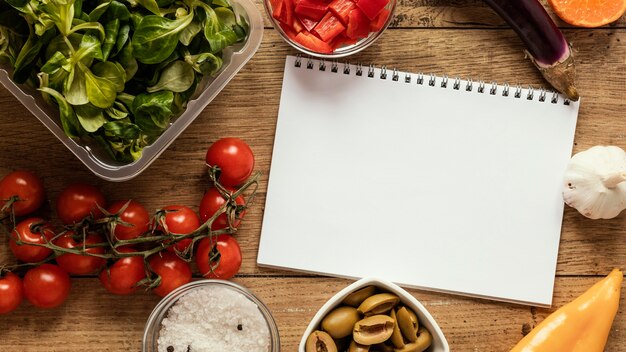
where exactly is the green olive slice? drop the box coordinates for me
[357,293,400,316]
[321,306,361,339]
[305,330,338,352]
[394,327,432,352]
[371,342,395,351]
[343,285,377,307]
[396,306,419,342]
[389,309,405,348]
[353,315,395,345]
[348,340,370,352]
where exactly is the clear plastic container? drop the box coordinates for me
[142,280,280,352]
[0,0,263,182]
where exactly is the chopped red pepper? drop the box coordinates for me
[355,0,388,20]
[273,0,295,25]
[272,0,390,53]
[328,0,357,24]
[313,12,346,42]
[298,15,319,31]
[292,16,305,32]
[369,7,390,32]
[294,31,333,53]
[345,8,370,39]
[330,33,359,49]
[294,0,328,21]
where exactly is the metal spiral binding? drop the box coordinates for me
[502,83,510,97]
[319,59,326,71]
[416,73,424,85]
[355,63,363,76]
[490,82,497,95]
[441,75,448,88]
[453,77,461,90]
[539,88,547,102]
[428,74,436,87]
[551,92,559,104]
[293,56,574,105]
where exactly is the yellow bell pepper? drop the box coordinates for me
[510,268,623,352]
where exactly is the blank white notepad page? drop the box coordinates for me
[258,56,579,306]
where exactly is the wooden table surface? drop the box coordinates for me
[1,0,625,350]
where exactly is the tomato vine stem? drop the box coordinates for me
[0,171,261,277]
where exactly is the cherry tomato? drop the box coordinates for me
[56,184,106,224]
[107,200,150,240]
[159,205,200,253]
[199,188,245,230]
[195,234,242,280]
[148,252,192,297]
[55,231,106,275]
[99,247,146,295]
[0,170,45,217]
[0,272,23,314]
[23,264,71,309]
[10,218,55,263]
[205,138,255,187]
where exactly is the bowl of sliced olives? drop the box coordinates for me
[299,278,449,352]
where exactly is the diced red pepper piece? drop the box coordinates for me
[294,31,333,53]
[313,12,346,42]
[272,0,286,23]
[282,24,300,41]
[369,7,390,32]
[328,0,356,24]
[269,0,282,10]
[298,15,318,31]
[292,16,305,33]
[274,0,295,26]
[294,0,328,21]
[345,8,369,39]
[329,33,359,49]
[355,0,388,20]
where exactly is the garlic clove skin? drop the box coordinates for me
[563,146,626,219]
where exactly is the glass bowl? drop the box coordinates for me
[263,0,396,58]
[142,279,280,352]
[299,277,449,351]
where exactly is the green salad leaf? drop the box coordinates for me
[0,0,248,162]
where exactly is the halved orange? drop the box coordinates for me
[548,0,626,27]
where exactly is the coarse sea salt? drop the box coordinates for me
[157,286,271,352]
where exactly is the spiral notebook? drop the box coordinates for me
[258,55,580,306]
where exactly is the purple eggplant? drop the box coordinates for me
[483,0,578,101]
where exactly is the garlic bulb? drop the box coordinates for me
[563,145,626,219]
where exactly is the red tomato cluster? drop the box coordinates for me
[269,0,391,53]
[0,138,255,314]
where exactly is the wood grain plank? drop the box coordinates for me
[2,30,626,275]
[0,277,622,351]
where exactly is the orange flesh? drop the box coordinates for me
[548,0,626,27]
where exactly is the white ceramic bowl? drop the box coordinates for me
[299,277,449,351]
